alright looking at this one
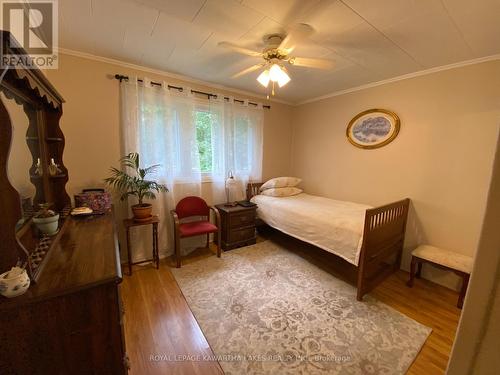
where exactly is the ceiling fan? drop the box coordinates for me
[218,23,334,97]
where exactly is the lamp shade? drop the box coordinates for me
[225,173,239,206]
[269,64,290,87]
[257,69,270,87]
[225,176,237,187]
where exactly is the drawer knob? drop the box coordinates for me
[123,354,131,370]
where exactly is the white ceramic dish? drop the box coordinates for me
[0,267,30,298]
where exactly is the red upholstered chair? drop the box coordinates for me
[170,196,221,268]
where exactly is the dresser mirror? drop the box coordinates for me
[0,92,39,230]
[0,30,69,279]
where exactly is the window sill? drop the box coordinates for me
[201,174,213,183]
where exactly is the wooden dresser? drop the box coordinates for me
[0,213,128,374]
[215,204,257,250]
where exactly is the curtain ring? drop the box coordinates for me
[127,75,138,85]
[143,77,153,87]
[183,86,194,97]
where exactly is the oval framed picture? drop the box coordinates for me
[346,109,400,149]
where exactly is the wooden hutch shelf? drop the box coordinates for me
[0,30,128,374]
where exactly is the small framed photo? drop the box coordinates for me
[346,109,400,149]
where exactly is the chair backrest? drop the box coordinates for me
[175,196,210,219]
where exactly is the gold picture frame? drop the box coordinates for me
[346,109,400,149]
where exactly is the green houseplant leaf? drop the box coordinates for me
[104,152,168,205]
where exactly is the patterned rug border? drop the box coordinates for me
[172,240,432,374]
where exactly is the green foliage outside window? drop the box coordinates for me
[195,111,213,172]
[141,106,250,174]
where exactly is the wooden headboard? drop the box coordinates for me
[246,182,264,200]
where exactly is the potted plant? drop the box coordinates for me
[33,203,59,236]
[104,152,168,221]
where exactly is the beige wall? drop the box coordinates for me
[44,53,293,201]
[291,60,500,289]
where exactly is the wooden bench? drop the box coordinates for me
[407,245,473,308]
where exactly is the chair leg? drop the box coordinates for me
[175,232,181,268]
[407,256,416,287]
[206,233,210,249]
[216,228,221,258]
[458,273,470,309]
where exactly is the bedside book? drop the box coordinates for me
[237,200,257,207]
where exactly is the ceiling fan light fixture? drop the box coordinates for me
[269,64,290,87]
[219,24,334,95]
[277,70,291,87]
[257,69,270,87]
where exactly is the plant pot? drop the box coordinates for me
[132,203,152,222]
[33,213,60,236]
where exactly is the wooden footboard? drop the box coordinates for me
[356,198,410,301]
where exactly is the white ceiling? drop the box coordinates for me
[59,0,500,103]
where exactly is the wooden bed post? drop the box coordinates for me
[246,182,264,200]
[356,198,410,301]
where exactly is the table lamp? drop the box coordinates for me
[225,171,238,207]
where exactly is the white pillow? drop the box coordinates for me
[260,177,302,191]
[261,187,303,197]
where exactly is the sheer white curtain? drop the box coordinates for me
[207,94,264,203]
[119,77,263,259]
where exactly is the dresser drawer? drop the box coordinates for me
[229,226,256,243]
[229,210,256,228]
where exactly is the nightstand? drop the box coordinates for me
[215,204,257,250]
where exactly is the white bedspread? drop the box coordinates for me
[251,193,372,266]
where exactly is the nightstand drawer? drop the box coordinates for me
[230,211,255,228]
[215,204,257,251]
[229,226,256,243]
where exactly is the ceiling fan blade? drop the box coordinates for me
[231,64,265,78]
[288,57,334,70]
[218,42,262,57]
[278,23,315,54]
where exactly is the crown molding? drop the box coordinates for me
[296,54,500,106]
[57,47,294,106]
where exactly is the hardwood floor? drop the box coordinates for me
[121,251,224,375]
[372,272,461,375]
[121,233,461,375]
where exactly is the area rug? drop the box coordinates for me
[171,241,431,374]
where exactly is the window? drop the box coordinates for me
[195,110,213,173]
[133,88,263,183]
[194,110,253,176]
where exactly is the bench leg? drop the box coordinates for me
[416,262,422,279]
[407,256,417,287]
[458,273,470,309]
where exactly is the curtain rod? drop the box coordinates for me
[114,74,271,109]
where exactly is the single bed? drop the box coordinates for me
[247,183,410,301]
